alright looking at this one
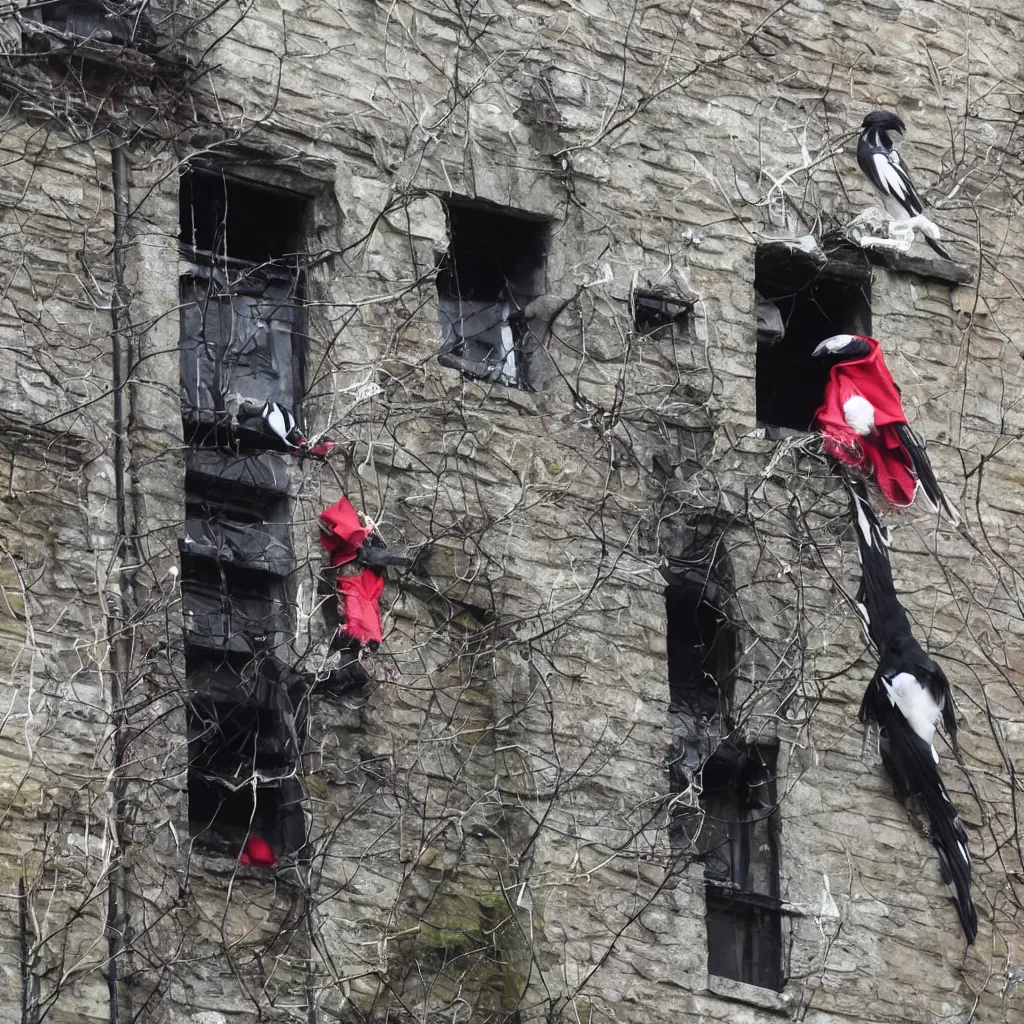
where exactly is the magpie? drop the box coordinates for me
[812,334,960,521]
[236,400,304,451]
[846,478,977,942]
[260,400,304,449]
[857,111,952,261]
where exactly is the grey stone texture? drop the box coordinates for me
[0,1,1023,1023]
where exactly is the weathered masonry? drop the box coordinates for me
[0,3,1022,1024]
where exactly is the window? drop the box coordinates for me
[184,655,308,861]
[755,243,871,431]
[178,165,311,864]
[665,566,735,721]
[436,200,546,388]
[31,0,133,44]
[632,289,693,340]
[178,170,308,445]
[699,743,783,991]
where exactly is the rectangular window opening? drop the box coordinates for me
[180,555,291,656]
[183,488,294,578]
[186,695,307,861]
[180,169,308,267]
[755,244,871,432]
[178,169,309,445]
[665,569,734,719]
[699,742,783,991]
[436,200,547,390]
[38,1,133,41]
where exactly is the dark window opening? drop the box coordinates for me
[179,170,307,267]
[37,0,133,42]
[183,492,293,577]
[179,170,308,446]
[180,556,291,656]
[699,743,783,991]
[188,698,296,780]
[436,200,547,389]
[632,289,693,339]
[665,567,735,720]
[187,774,306,862]
[186,684,308,861]
[179,265,305,444]
[185,449,291,503]
[755,244,871,432]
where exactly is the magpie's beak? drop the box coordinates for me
[812,336,871,360]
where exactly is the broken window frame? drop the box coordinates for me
[754,242,872,434]
[185,653,310,861]
[177,166,313,866]
[179,168,309,447]
[699,742,784,992]
[435,199,547,390]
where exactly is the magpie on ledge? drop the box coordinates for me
[857,110,952,261]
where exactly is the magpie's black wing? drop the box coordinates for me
[847,476,959,745]
[857,134,926,219]
[892,422,960,522]
[860,673,977,944]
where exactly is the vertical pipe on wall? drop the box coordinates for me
[105,139,133,1024]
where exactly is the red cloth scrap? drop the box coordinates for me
[319,496,373,566]
[240,835,277,868]
[338,570,386,645]
[812,335,917,507]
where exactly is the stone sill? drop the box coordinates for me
[707,974,792,1014]
[864,247,974,286]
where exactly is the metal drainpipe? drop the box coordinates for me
[106,138,133,1024]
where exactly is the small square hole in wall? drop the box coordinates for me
[436,199,547,389]
[632,289,693,340]
[755,244,871,432]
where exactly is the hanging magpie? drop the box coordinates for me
[812,334,960,521]
[846,478,977,943]
[857,111,952,261]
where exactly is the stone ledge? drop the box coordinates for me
[707,974,793,1014]
[864,247,974,286]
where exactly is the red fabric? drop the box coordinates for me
[338,570,385,645]
[812,335,917,507]
[319,496,373,566]
[239,836,276,868]
[302,439,337,459]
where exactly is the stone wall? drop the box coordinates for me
[0,1,1022,1022]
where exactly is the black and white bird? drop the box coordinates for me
[847,478,977,943]
[857,111,952,261]
[812,334,961,522]
[237,400,305,451]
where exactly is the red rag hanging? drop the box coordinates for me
[812,335,918,507]
[337,570,386,645]
[239,835,277,868]
[319,496,373,566]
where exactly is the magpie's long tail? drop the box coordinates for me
[862,675,978,944]
[923,231,954,263]
[893,422,960,523]
[846,475,911,655]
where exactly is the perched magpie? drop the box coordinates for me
[857,111,952,261]
[260,400,304,450]
[236,400,304,451]
[847,478,977,942]
[812,334,960,521]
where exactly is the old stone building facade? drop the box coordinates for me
[1,1,1023,1022]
